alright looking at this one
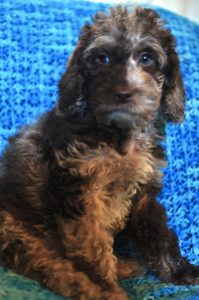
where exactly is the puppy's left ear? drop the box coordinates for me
[162,43,185,123]
[58,24,92,113]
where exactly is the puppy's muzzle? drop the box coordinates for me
[114,87,132,103]
[102,111,134,130]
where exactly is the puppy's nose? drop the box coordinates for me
[115,87,131,102]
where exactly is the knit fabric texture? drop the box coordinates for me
[0,0,199,299]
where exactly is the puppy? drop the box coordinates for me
[0,6,198,300]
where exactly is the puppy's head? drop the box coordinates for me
[58,7,185,131]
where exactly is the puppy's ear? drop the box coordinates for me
[162,45,185,123]
[58,24,92,113]
[135,7,185,123]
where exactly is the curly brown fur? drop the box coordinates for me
[0,6,198,300]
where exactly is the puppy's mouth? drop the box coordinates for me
[102,111,134,129]
[96,110,147,132]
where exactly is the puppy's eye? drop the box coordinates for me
[95,55,110,65]
[139,53,153,65]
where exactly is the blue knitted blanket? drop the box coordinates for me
[0,1,199,299]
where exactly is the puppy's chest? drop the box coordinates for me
[78,142,158,231]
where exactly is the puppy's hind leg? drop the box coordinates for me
[127,195,199,285]
[0,212,105,300]
[117,258,146,280]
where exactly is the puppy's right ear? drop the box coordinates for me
[58,24,92,113]
[161,46,185,123]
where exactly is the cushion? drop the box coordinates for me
[0,0,199,299]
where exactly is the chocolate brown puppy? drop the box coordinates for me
[0,6,198,300]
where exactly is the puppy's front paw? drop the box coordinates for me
[102,287,129,300]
